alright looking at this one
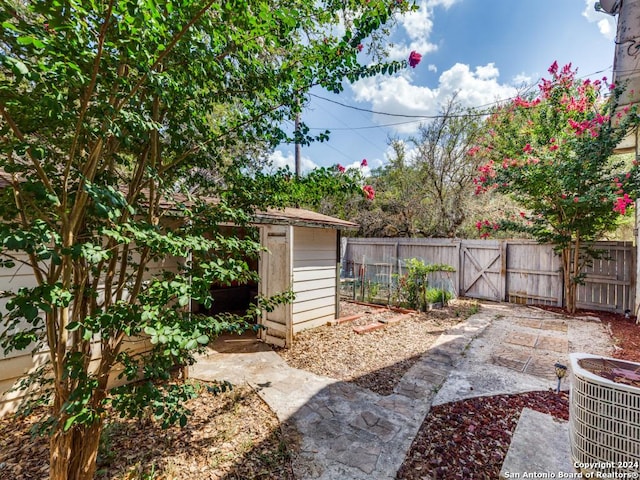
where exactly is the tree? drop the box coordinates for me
[474,62,640,313]
[0,1,412,478]
[340,97,486,237]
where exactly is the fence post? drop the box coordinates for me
[500,240,508,302]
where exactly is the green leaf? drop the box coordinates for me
[66,321,81,331]
[5,56,29,75]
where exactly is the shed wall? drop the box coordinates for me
[292,227,337,334]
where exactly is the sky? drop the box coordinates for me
[269,0,620,175]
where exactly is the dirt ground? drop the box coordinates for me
[1,300,638,479]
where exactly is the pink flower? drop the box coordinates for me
[357,44,363,52]
[362,185,375,200]
[523,143,532,153]
[361,158,368,167]
[548,61,559,75]
[337,164,345,173]
[561,193,567,199]
[573,197,579,203]
[614,194,634,215]
[408,51,422,68]
[519,212,526,218]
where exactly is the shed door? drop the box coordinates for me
[259,225,292,347]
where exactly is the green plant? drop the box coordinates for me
[425,287,452,305]
[0,1,416,479]
[366,281,381,303]
[396,259,455,311]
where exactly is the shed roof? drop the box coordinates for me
[254,207,358,229]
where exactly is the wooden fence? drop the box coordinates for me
[341,238,636,314]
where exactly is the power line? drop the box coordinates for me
[310,93,487,118]
[309,66,616,121]
[308,119,424,131]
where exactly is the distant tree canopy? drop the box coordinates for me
[323,96,520,238]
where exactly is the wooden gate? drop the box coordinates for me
[460,240,505,302]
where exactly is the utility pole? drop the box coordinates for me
[294,113,301,178]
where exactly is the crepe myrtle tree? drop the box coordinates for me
[474,62,640,313]
[0,1,415,479]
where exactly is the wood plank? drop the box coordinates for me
[293,249,335,262]
[293,296,335,314]
[293,314,333,334]
[293,304,335,324]
[293,277,336,293]
[294,258,335,268]
[294,286,335,303]
[293,266,335,282]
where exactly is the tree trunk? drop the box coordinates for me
[562,247,576,314]
[50,421,103,480]
[562,243,579,314]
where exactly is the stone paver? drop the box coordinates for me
[191,308,495,479]
[535,335,568,352]
[491,349,531,372]
[524,357,561,380]
[190,302,613,479]
[517,318,543,329]
[499,408,574,479]
[506,331,539,347]
[541,319,568,332]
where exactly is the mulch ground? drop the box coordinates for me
[276,300,476,396]
[397,391,569,480]
[0,384,295,480]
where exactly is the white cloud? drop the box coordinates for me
[343,160,371,177]
[428,0,460,8]
[388,1,439,61]
[512,72,533,86]
[428,64,438,73]
[268,150,318,174]
[382,140,420,165]
[597,18,613,37]
[582,0,616,40]
[351,63,518,134]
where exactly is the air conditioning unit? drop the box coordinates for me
[569,353,640,476]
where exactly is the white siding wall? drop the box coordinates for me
[292,227,337,334]
[0,253,181,417]
[0,254,44,416]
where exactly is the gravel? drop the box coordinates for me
[276,300,478,396]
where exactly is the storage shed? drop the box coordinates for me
[255,207,357,347]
